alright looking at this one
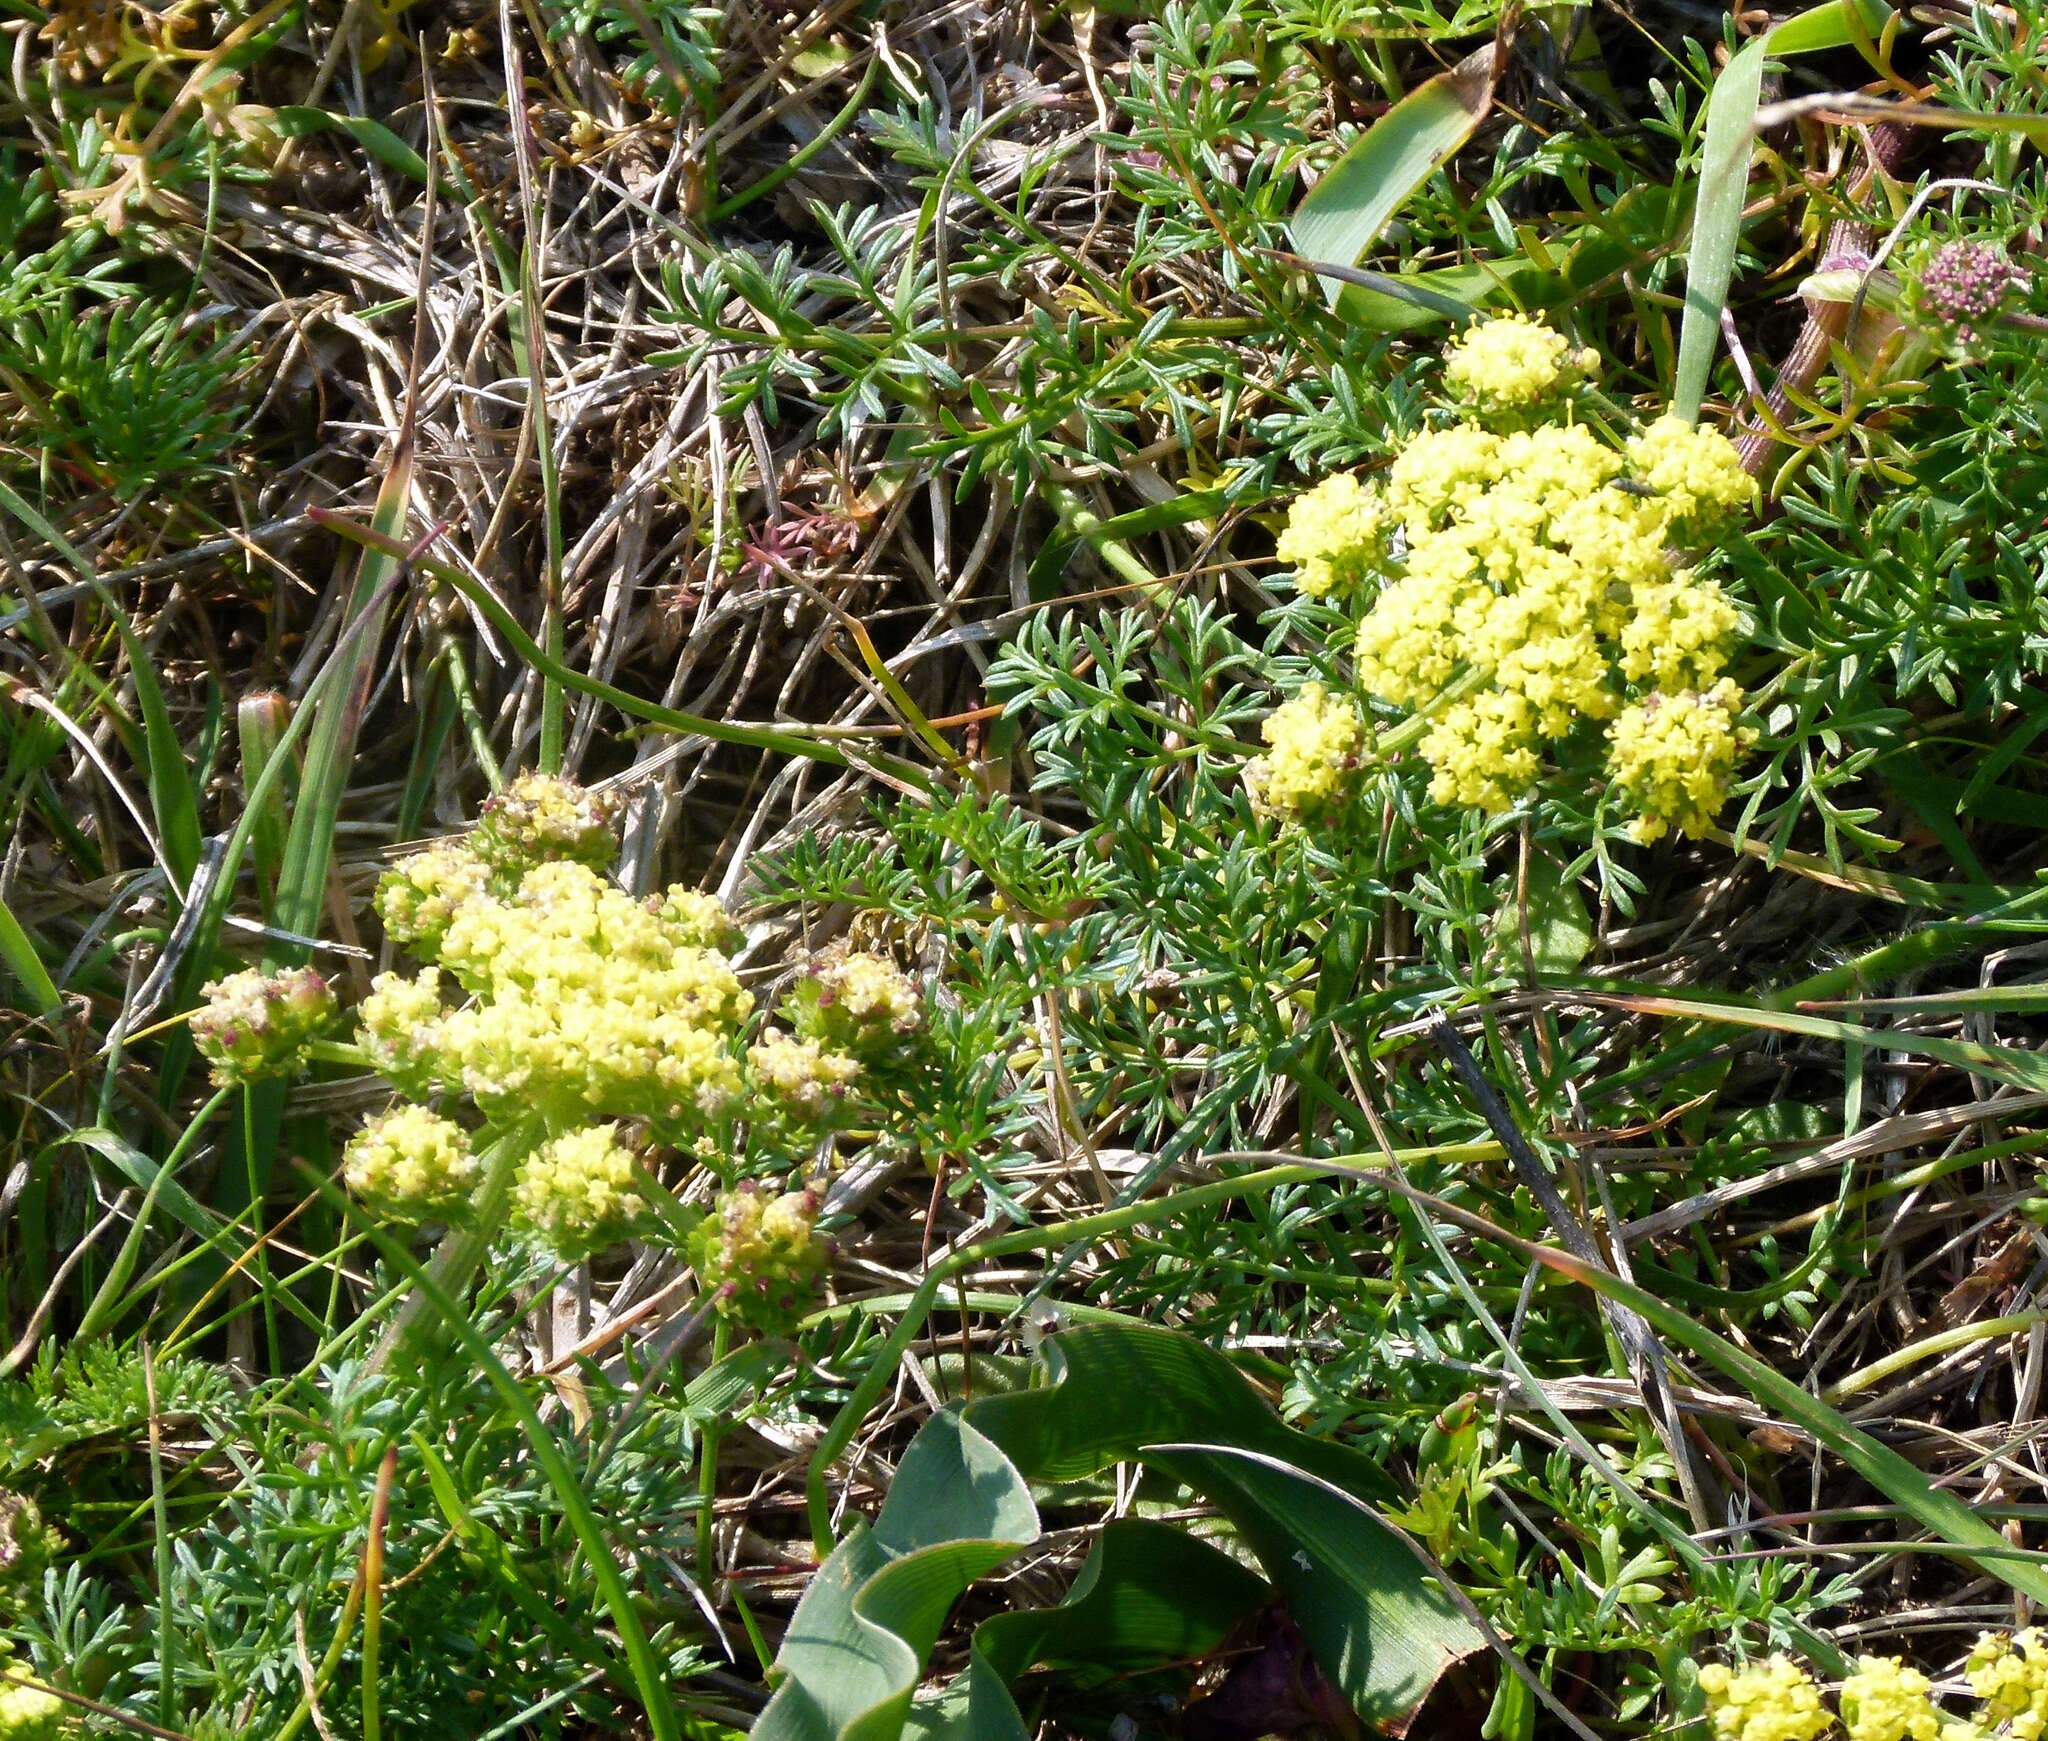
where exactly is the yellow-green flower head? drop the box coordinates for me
[512,1122,646,1258]
[1275,471,1389,599]
[190,966,336,1086]
[429,861,750,1130]
[1607,680,1754,843]
[657,886,742,953]
[343,1104,478,1221]
[748,1031,862,1123]
[1245,682,1365,821]
[686,1181,831,1333]
[1969,1632,2048,1741]
[1442,313,1596,411]
[473,772,621,880]
[1626,416,1756,528]
[375,840,491,959]
[787,947,922,1062]
[356,970,450,1101]
[1617,574,1742,693]
[1841,1656,1941,1741]
[1697,1658,1832,1741]
[0,1677,65,1741]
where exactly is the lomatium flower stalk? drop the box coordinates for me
[1261,313,1757,841]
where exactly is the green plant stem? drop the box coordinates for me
[711,55,880,221]
[361,1445,396,1741]
[697,1316,731,1583]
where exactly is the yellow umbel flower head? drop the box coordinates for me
[409,859,751,1133]
[375,840,491,959]
[1969,1631,2048,1741]
[748,1032,862,1123]
[1442,313,1596,411]
[1245,682,1364,821]
[191,966,336,1086]
[1840,1656,1942,1741]
[343,1104,478,1221]
[787,947,922,1062]
[1606,680,1754,844]
[513,1123,646,1259]
[1697,1657,1832,1741]
[0,1675,65,1741]
[687,1181,831,1333]
[473,772,621,880]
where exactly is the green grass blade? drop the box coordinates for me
[1391,1179,2048,1608]
[1673,34,1765,422]
[314,1171,684,1741]
[0,478,204,900]
[1287,40,1497,308]
[0,890,61,1014]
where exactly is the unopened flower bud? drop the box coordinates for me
[787,948,922,1062]
[687,1182,829,1333]
[473,773,620,880]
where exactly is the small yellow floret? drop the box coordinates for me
[513,1123,646,1258]
[1245,683,1365,820]
[1606,680,1753,843]
[343,1105,478,1220]
[1442,314,1592,410]
[1699,1657,1832,1741]
[0,1677,65,1741]
[357,969,450,1099]
[1275,471,1388,598]
[1841,1656,1941,1741]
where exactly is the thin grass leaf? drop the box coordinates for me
[0,891,61,1014]
[1389,1179,2048,1608]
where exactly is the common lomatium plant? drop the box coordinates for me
[190,773,924,1303]
[1251,313,1757,843]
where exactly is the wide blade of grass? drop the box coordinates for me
[1288,39,1497,310]
[1672,34,1765,423]
[0,891,61,1014]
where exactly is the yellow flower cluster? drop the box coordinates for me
[748,1032,862,1122]
[1244,683,1365,821]
[373,859,751,1130]
[687,1181,830,1332]
[1700,1657,1834,1741]
[1274,472,1388,599]
[473,771,621,878]
[1266,320,1757,838]
[1841,1657,1942,1741]
[1442,311,1597,410]
[789,946,923,1061]
[1970,1632,2048,1740]
[191,966,336,1086]
[1606,681,1755,844]
[512,1123,645,1258]
[376,840,491,956]
[0,1676,64,1741]
[342,1105,478,1220]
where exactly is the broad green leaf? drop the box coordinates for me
[1764,0,1893,53]
[765,1322,1483,1741]
[1289,41,1498,308]
[1496,853,1594,976]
